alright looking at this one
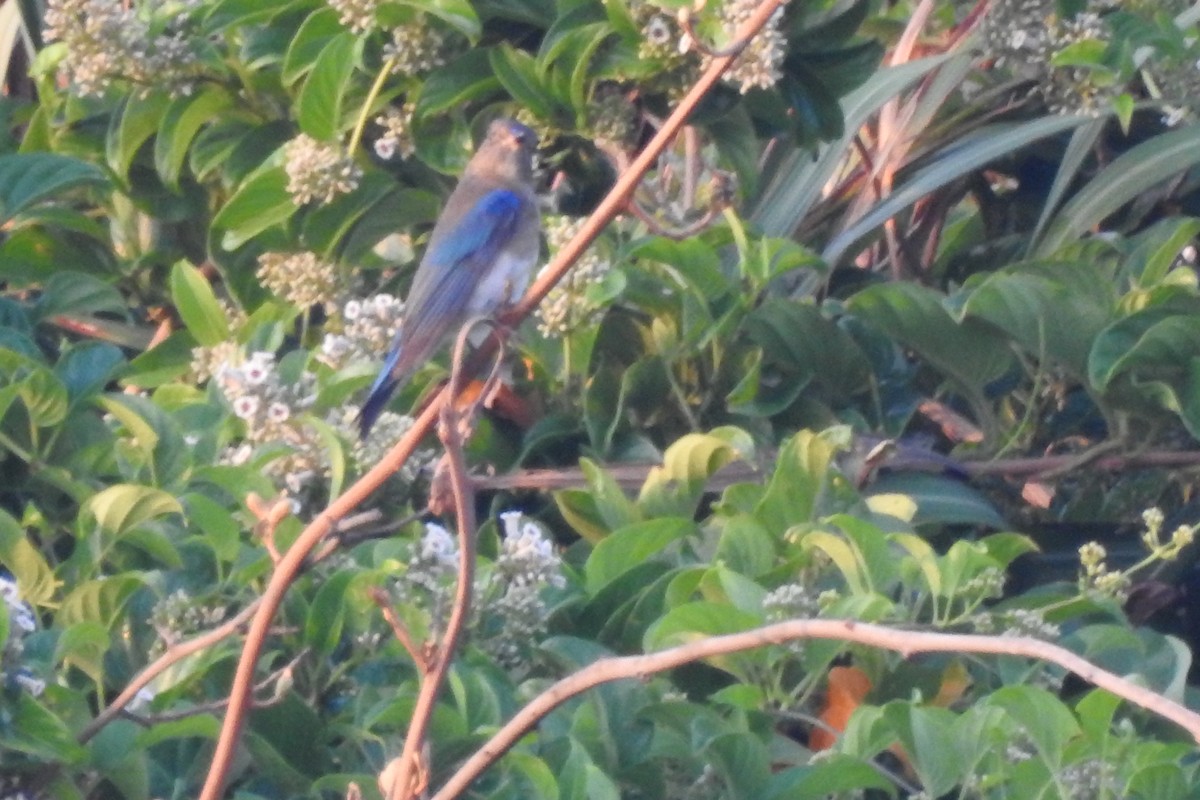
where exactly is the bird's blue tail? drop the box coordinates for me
[358,342,405,438]
[358,375,397,439]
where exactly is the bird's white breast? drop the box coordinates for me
[467,247,536,314]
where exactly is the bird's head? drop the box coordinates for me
[467,118,538,184]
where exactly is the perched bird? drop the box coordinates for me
[359,118,541,437]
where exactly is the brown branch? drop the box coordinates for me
[119,650,305,727]
[78,598,261,744]
[474,448,1200,493]
[430,619,1200,799]
[200,3,790,795]
[370,587,428,671]
[382,323,487,800]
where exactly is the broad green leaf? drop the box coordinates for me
[881,703,962,797]
[57,619,110,683]
[645,601,763,647]
[0,509,58,604]
[33,271,127,322]
[297,33,361,140]
[388,0,481,39]
[155,86,235,189]
[959,260,1116,378]
[847,282,1014,398]
[170,260,230,346]
[714,513,775,577]
[57,575,144,628]
[0,693,87,763]
[211,166,295,251]
[416,48,500,115]
[866,473,1007,529]
[637,427,754,518]
[106,93,170,179]
[801,530,867,594]
[84,484,183,539]
[585,518,693,593]
[304,569,356,657]
[489,43,560,120]
[983,685,1079,764]
[282,8,342,85]
[1089,310,1200,391]
[0,152,107,227]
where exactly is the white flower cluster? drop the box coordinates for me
[707,1,789,94]
[536,216,612,337]
[215,350,327,494]
[330,406,437,486]
[390,512,566,672]
[148,588,228,655]
[256,251,340,311]
[320,293,405,370]
[328,0,379,34]
[373,104,417,161]
[1,575,43,697]
[981,0,1118,116]
[479,512,566,670]
[385,22,448,77]
[45,0,204,97]
[763,581,821,620]
[283,134,363,206]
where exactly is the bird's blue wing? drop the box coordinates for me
[400,188,526,340]
[358,188,527,437]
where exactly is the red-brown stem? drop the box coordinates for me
[431,619,1200,799]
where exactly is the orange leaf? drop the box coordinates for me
[809,666,872,751]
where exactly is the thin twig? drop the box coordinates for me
[383,322,488,800]
[430,619,1200,799]
[200,3,789,795]
[370,587,428,671]
[119,650,306,727]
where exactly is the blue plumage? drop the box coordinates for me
[359,119,540,438]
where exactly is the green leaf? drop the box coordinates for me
[0,152,107,227]
[170,260,230,346]
[155,86,235,189]
[983,685,1079,764]
[0,693,88,763]
[1089,310,1200,391]
[304,569,356,657]
[1038,125,1200,256]
[84,484,183,539]
[637,427,754,518]
[282,7,342,85]
[0,509,58,605]
[389,0,481,39]
[297,32,361,140]
[416,48,500,115]
[644,600,761,650]
[57,575,144,627]
[848,282,1014,399]
[210,166,295,251]
[959,260,1116,378]
[33,271,127,322]
[824,114,1091,264]
[585,517,693,593]
[106,93,170,179]
[489,44,560,120]
[866,473,1007,529]
[881,703,963,797]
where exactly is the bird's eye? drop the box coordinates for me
[512,129,528,145]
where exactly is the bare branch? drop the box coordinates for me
[431,619,1200,799]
